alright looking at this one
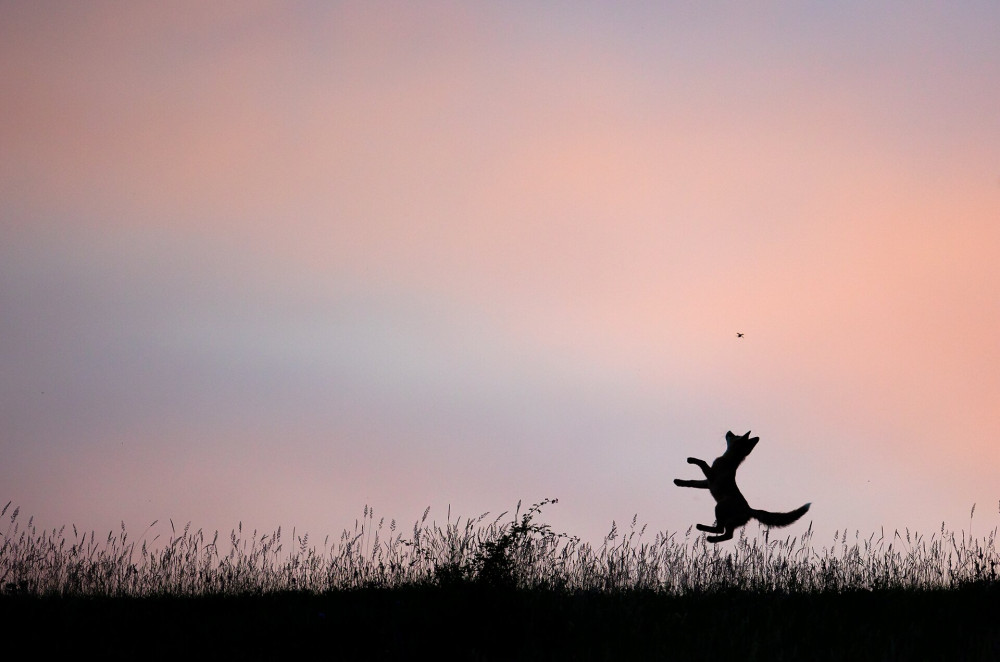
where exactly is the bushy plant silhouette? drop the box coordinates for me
[434,498,569,590]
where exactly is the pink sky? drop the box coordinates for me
[2,3,999,546]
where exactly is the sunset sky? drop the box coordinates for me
[3,2,999,547]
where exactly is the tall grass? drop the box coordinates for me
[2,499,997,597]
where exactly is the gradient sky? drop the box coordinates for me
[2,2,999,547]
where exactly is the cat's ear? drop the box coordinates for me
[725,431,736,442]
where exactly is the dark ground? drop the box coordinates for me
[5,584,1000,660]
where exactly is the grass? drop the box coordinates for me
[3,498,1000,659]
[3,498,998,596]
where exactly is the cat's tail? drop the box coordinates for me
[751,503,811,528]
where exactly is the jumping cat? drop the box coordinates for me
[674,430,810,543]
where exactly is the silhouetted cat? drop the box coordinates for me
[674,431,810,543]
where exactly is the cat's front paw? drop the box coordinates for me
[686,457,700,464]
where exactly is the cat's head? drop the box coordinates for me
[725,430,759,458]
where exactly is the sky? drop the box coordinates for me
[2,1,999,548]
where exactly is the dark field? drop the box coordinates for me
[4,499,1000,659]
[5,585,1000,660]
